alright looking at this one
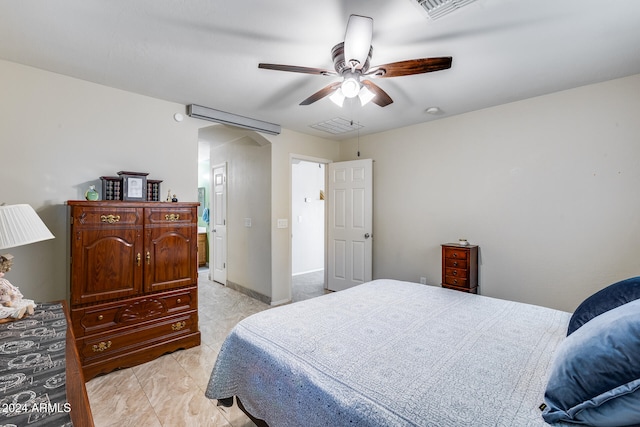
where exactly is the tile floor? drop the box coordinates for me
[85,271,326,426]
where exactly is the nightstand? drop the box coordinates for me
[441,243,478,293]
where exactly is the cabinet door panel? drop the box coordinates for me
[144,226,197,292]
[71,229,143,304]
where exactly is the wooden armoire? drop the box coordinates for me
[68,201,201,380]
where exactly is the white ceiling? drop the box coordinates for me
[2,0,640,141]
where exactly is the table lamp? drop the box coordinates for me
[0,204,55,321]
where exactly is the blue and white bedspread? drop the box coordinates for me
[206,279,571,426]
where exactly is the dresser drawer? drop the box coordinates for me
[79,311,197,362]
[71,206,143,228]
[71,286,197,338]
[145,206,196,226]
[443,248,468,260]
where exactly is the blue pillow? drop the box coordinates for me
[542,298,640,426]
[567,276,640,336]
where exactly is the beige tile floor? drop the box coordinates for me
[85,273,271,427]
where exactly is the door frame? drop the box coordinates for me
[288,154,331,302]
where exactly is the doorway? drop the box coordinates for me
[291,157,328,302]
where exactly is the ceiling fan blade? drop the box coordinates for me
[259,63,336,76]
[300,82,342,106]
[361,80,393,107]
[343,14,373,70]
[368,57,452,78]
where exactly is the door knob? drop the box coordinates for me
[364,233,371,239]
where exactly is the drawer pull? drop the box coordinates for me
[97,315,104,321]
[453,279,458,284]
[92,341,112,352]
[452,270,458,276]
[452,253,458,258]
[176,298,182,304]
[171,321,186,331]
[165,214,180,221]
[453,261,458,267]
[136,253,141,266]
[146,251,151,265]
[100,214,120,224]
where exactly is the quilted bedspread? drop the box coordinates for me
[206,279,571,426]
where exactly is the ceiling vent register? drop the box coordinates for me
[415,0,478,19]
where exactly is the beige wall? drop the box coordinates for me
[339,74,640,312]
[4,57,639,313]
[0,59,201,302]
[270,130,341,304]
[210,136,272,298]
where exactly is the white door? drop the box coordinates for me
[328,159,373,291]
[211,164,227,285]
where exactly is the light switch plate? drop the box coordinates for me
[277,219,288,228]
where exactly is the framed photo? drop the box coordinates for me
[118,171,148,201]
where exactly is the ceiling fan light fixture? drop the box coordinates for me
[329,89,346,107]
[358,85,376,106]
[341,77,361,98]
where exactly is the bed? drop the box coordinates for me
[206,278,640,427]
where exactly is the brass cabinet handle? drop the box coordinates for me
[97,315,104,321]
[453,261,458,267]
[165,214,180,221]
[136,253,141,266]
[452,270,458,276]
[176,298,182,304]
[146,251,151,265]
[100,214,120,224]
[171,321,186,331]
[92,341,112,352]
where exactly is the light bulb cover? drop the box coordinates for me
[329,89,346,107]
[341,78,360,98]
[358,85,376,106]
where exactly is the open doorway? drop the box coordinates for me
[291,157,328,302]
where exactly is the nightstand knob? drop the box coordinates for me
[452,270,458,276]
[452,253,458,258]
[453,279,458,284]
[176,298,182,304]
[453,261,458,267]
[98,315,104,321]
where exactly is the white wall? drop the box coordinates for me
[292,160,325,275]
[340,74,640,312]
[0,59,201,302]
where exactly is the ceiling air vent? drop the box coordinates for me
[310,118,363,135]
[414,0,478,20]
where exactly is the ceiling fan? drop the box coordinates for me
[258,14,453,107]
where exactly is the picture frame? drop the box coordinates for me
[118,171,148,201]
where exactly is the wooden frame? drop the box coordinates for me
[118,171,148,201]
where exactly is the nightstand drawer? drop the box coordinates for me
[444,276,469,288]
[443,248,468,260]
[445,267,468,278]
[444,258,468,269]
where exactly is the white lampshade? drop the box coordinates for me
[0,204,55,250]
